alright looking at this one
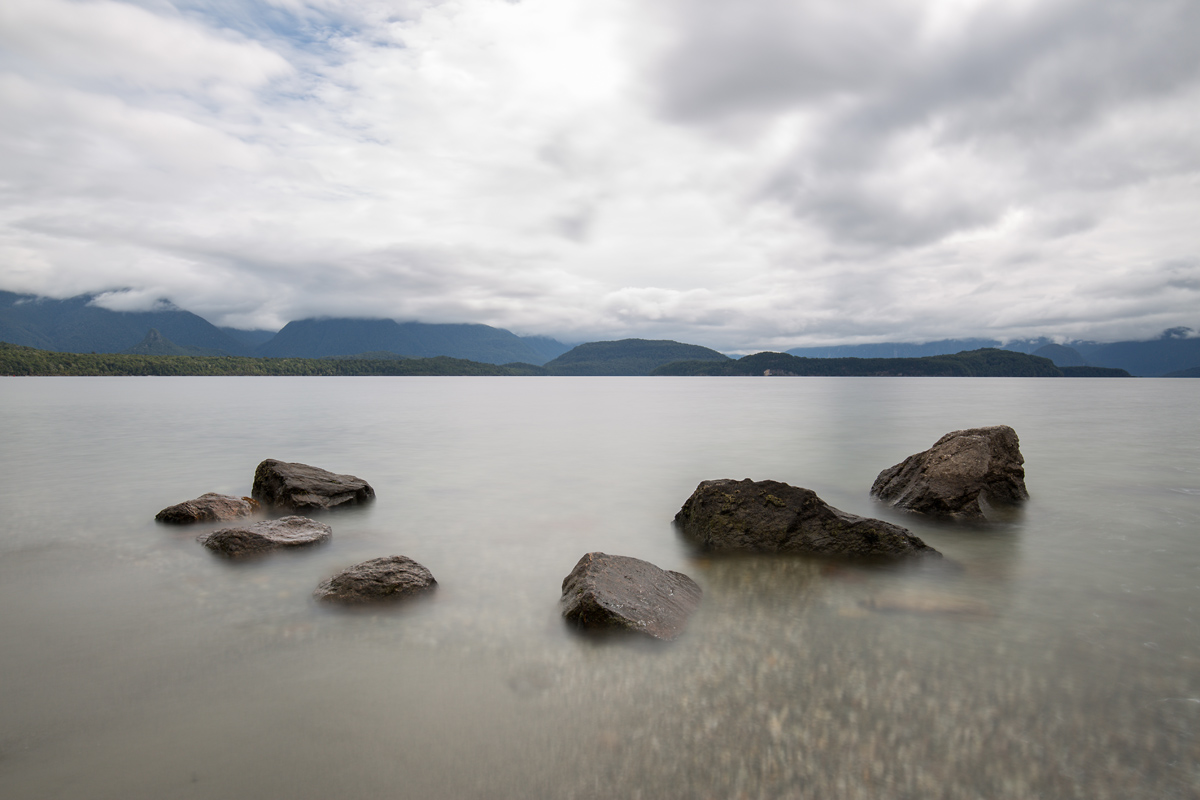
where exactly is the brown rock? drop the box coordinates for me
[870,426,1028,521]
[561,552,702,640]
[251,459,375,511]
[198,516,332,557]
[155,493,258,524]
[674,479,939,558]
[314,556,437,603]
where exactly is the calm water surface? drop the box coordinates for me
[0,377,1197,799]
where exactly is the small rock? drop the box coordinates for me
[252,459,375,511]
[198,516,331,557]
[870,426,1028,520]
[155,493,258,524]
[314,556,437,603]
[560,552,702,641]
[674,478,939,558]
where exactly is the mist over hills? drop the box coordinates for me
[257,318,569,365]
[0,292,570,366]
[786,332,1200,377]
[0,291,250,355]
[0,290,1197,375]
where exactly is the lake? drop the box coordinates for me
[1,376,1197,799]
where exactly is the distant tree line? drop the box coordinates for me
[651,349,1130,377]
[1,342,1131,378]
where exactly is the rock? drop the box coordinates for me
[870,426,1028,520]
[674,479,939,558]
[560,552,702,641]
[155,493,258,524]
[198,516,332,557]
[251,459,375,511]
[313,556,437,603]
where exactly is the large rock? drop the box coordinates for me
[198,516,332,557]
[252,459,375,511]
[870,426,1028,520]
[155,493,258,524]
[674,479,939,558]
[314,556,437,604]
[560,552,702,641]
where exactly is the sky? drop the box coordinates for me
[1,0,1198,350]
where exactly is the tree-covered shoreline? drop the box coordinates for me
[0,342,532,377]
[1,342,1132,377]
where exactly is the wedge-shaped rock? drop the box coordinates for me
[314,556,437,604]
[675,479,939,558]
[870,426,1028,520]
[252,459,375,511]
[561,552,702,641]
[198,516,331,557]
[155,492,258,524]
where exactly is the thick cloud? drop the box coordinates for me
[0,0,1197,349]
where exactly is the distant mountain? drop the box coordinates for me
[219,327,278,348]
[1033,343,1088,367]
[654,349,1073,377]
[1163,366,1200,378]
[121,328,226,356]
[786,332,1199,376]
[0,291,251,355]
[543,339,730,375]
[519,335,573,363]
[255,317,565,365]
[785,338,1050,359]
[1071,331,1200,376]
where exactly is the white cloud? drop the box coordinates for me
[0,0,1198,348]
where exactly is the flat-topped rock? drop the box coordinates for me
[674,479,939,559]
[198,516,332,557]
[314,556,437,604]
[155,493,258,524]
[870,425,1028,521]
[252,459,375,511]
[561,552,703,641]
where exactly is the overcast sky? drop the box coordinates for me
[1,0,1198,349]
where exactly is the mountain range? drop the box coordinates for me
[0,291,570,366]
[1,290,1197,375]
[786,332,1200,376]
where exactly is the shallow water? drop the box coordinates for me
[0,376,1197,799]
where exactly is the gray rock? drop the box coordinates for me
[561,552,703,641]
[198,516,332,557]
[252,459,375,511]
[314,556,437,603]
[674,479,939,558]
[870,426,1028,520]
[155,493,258,524]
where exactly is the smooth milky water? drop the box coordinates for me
[0,376,1197,799]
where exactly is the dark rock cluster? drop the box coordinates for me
[154,427,1030,638]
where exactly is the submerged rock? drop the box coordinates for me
[155,493,258,524]
[674,479,939,559]
[251,459,375,511]
[870,426,1028,521]
[198,516,332,557]
[561,552,702,641]
[314,556,437,604]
